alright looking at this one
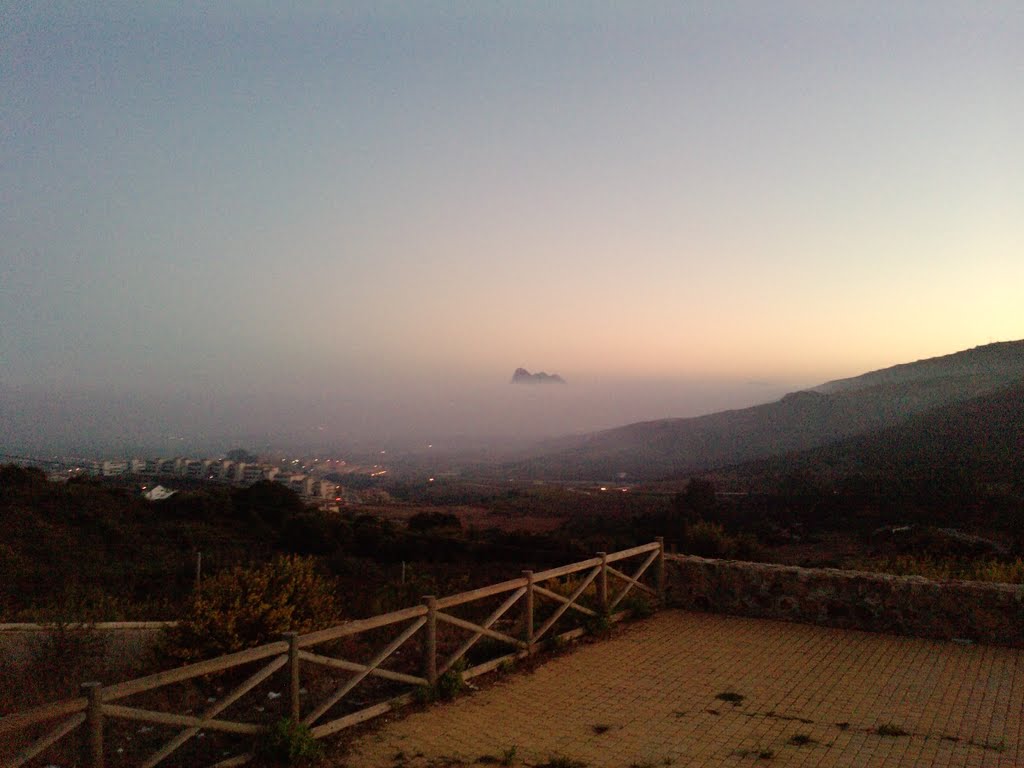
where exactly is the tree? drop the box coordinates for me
[672,477,718,524]
[233,481,304,529]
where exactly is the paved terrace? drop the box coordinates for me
[338,611,1022,768]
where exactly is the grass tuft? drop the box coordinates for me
[877,723,908,737]
[786,734,816,747]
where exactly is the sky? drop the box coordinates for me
[2,2,1022,455]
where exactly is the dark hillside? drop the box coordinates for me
[813,340,1024,394]
[508,340,1024,480]
[726,380,1024,485]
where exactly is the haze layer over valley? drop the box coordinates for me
[0,375,796,458]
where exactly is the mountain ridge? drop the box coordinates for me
[508,340,1024,480]
[718,379,1024,485]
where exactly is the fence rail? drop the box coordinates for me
[1,539,664,768]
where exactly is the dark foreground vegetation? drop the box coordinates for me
[4,459,1024,627]
[3,455,1024,765]
[0,465,584,622]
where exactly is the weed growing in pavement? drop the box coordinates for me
[715,691,745,705]
[876,723,908,737]
[969,737,1007,753]
[735,748,775,760]
[786,734,816,746]
[537,756,587,768]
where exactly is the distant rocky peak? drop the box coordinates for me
[511,368,566,385]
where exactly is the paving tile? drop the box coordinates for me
[333,611,1022,768]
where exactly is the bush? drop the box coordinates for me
[164,555,341,661]
[407,511,462,532]
[436,659,466,700]
[681,521,765,561]
[584,612,611,638]
[683,521,734,558]
[258,718,322,765]
[619,594,654,620]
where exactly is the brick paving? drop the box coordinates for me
[335,610,1023,768]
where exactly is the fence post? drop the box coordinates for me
[283,632,301,722]
[81,681,104,768]
[423,595,438,686]
[655,537,666,606]
[597,553,608,614]
[522,571,535,654]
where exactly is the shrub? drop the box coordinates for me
[584,612,611,638]
[258,718,322,765]
[683,521,734,558]
[164,555,341,661]
[407,511,462,532]
[680,521,765,561]
[414,660,467,704]
[620,594,654,619]
[877,722,908,737]
[436,659,467,701]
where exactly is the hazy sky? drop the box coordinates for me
[2,3,1022,453]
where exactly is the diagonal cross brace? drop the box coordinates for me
[608,549,659,611]
[438,586,527,674]
[10,713,86,768]
[605,565,657,597]
[533,565,600,643]
[531,585,598,617]
[140,654,287,768]
[303,616,426,727]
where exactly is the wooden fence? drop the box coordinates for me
[1,539,665,768]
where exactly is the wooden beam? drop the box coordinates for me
[606,565,657,596]
[605,542,660,563]
[435,577,528,610]
[101,705,262,735]
[297,605,427,648]
[302,616,426,727]
[532,585,598,617]
[139,655,286,768]
[533,566,600,643]
[0,697,87,735]
[9,713,85,768]
[308,691,416,740]
[463,650,529,680]
[436,613,523,650]
[532,557,602,583]
[298,650,426,686]
[102,642,288,701]
[439,586,526,674]
[609,549,659,611]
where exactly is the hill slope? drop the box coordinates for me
[509,340,1024,480]
[729,380,1024,483]
[813,340,1024,394]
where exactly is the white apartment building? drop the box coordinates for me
[91,460,128,477]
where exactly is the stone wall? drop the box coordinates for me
[665,554,1024,647]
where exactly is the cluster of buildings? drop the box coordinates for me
[87,457,339,502]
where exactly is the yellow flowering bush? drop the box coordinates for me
[164,555,341,662]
